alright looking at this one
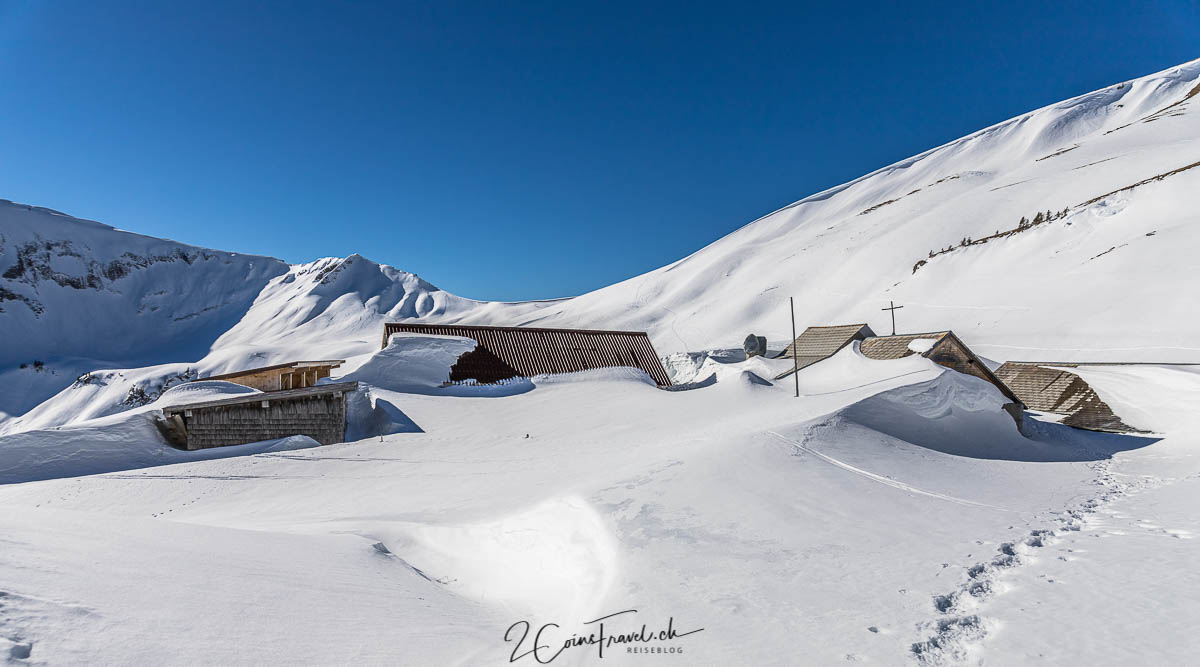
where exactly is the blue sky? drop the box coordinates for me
[0,1,1196,300]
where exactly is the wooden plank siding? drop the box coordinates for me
[160,382,357,450]
[382,323,672,386]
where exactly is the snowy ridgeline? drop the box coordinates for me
[3,58,1200,428]
[1,332,1199,664]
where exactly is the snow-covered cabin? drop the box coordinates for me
[993,362,1141,433]
[859,331,1022,407]
[381,323,672,386]
[774,323,875,379]
[159,381,358,450]
[199,360,345,392]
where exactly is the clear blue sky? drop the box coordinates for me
[0,1,1196,300]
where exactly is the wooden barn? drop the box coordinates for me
[381,323,673,386]
[199,360,345,392]
[994,362,1141,433]
[858,331,1023,407]
[774,323,876,380]
[158,382,358,450]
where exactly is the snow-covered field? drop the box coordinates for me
[1,339,1197,665]
[2,59,1200,665]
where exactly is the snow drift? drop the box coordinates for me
[341,332,478,393]
[0,378,320,485]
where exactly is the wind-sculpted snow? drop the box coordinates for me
[0,379,321,484]
[370,496,619,622]
[3,330,1189,664]
[0,364,209,435]
[1,60,1199,665]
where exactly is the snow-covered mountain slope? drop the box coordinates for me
[0,201,288,417]
[0,211,550,425]
[523,59,1200,360]
[202,254,554,375]
[0,251,553,433]
[4,59,1199,430]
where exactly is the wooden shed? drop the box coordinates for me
[994,362,1141,433]
[858,331,1024,407]
[198,360,345,392]
[381,323,672,386]
[158,381,358,450]
[774,323,876,380]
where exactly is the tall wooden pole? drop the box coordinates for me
[789,296,799,398]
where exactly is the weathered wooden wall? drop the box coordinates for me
[164,390,350,450]
[859,331,1021,405]
[927,339,996,388]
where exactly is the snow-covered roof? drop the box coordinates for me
[859,332,951,361]
[162,381,359,413]
[994,362,1142,432]
[775,324,875,377]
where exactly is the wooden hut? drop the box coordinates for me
[381,323,672,386]
[199,360,345,392]
[994,362,1141,433]
[858,331,1023,407]
[158,381,358,450]
[774,324,875,379]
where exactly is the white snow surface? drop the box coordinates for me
[6,59,1200,428]
[0,380,323,485]
[341,333,478,392]
[1,59,1200,665]
[908,338,939,354]
[1,339,1197,664]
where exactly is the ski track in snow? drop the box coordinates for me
[766,430,1011,511]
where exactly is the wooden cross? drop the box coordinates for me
[882,300,903,335]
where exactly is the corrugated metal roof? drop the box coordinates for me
[859,332,950,360]
[382,323,672,386]
[994,362,1141,432]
